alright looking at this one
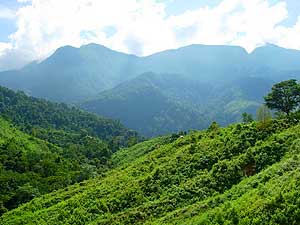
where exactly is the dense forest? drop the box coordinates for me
[0,86,140,213]
[0,86,139,148]
[0,117,110,214]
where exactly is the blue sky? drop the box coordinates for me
[0,0,300,71]
[0,0,22,41]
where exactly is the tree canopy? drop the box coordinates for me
[264,79,300,115]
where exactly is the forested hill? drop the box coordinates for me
[0,117,113,215]
[0,86,139,148]
[2,117,300,224]
[0,86,140,214]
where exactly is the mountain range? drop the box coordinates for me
[1,43,300,136]
[1,42,300,224]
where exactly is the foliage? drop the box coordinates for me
[2,118,300,224]
[0,86,139,149]
[242,112,254,123]
[0,86,140,213]
[264,79,300,115]
[0,117,105,214]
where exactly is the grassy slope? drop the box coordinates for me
[1,120,300,224]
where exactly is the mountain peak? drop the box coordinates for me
[80,43,110,50]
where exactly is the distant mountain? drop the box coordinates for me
[1,43,300,135]
[81,73,210,136]
[249,44,300,72]
[81,72,273,136]
[0,44,139,103]
[1,43,299,104]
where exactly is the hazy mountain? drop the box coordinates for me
[0,44,139,103]
[81,73,211,136]
[1,43,299,104]
[1,43,300,136]
[249,44,300,72]
[81,72,274,136]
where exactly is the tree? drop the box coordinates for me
[264,79,300,115]
[256,105,272,123]
[242,112,253,124]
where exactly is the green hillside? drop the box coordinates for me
[0,86,139,149]
[2,118,300,224]
[0,86,139,213]
[0,117,111,215]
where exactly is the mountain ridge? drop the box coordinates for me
[1,43,299,103]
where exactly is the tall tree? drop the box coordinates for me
[256,105,272,123]
[242,112,254,124]
[264,79,300,115]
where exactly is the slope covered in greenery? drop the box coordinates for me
[0,86,139,213]
[2,118,300,224]
[0,117,112,215]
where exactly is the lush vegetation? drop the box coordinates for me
[1,43,300,224]
[0,117,111,215]
[265,79,300,115]
[2,116,300,224]
[0,86,139,149]
[0,86,140,213]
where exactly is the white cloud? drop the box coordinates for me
[0,5,16,19]
[168,0,289,52]
[0,0,299,71]
[0,42,11,53]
